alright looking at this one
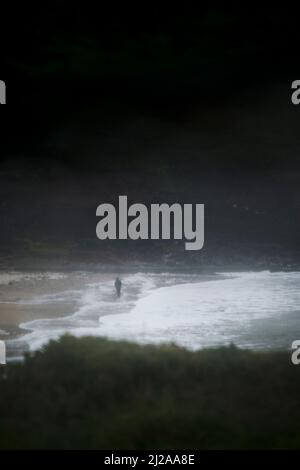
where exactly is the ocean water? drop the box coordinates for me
[0,271,66,286]
[7,271,300,357]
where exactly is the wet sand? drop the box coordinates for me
[0,270,223,361]
[0,272,115,340]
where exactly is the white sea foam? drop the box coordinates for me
[95,271,300,350]
[9,271,300,355]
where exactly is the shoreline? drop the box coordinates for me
[0,268,294,342]
[1,271,225,356]
[1,269,297,358]
[0,271,116,343]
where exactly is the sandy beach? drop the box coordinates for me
[1,269,300,360]
[0,271,221,359]
[0,271,115,341]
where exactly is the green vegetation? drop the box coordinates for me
[0,336,299,449]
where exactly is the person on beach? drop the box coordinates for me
[115,277,122,297]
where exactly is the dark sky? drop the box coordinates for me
[1,5,300,151]
[1,5,299,156]
[0,6,300,268]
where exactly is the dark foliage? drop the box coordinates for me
[0,336,299,449]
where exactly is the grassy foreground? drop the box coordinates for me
[0,336,299,449]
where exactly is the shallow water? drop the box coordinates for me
[96,271,300,350]
[6,270,300,357]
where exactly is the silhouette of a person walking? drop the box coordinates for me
[115,277,122,297]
